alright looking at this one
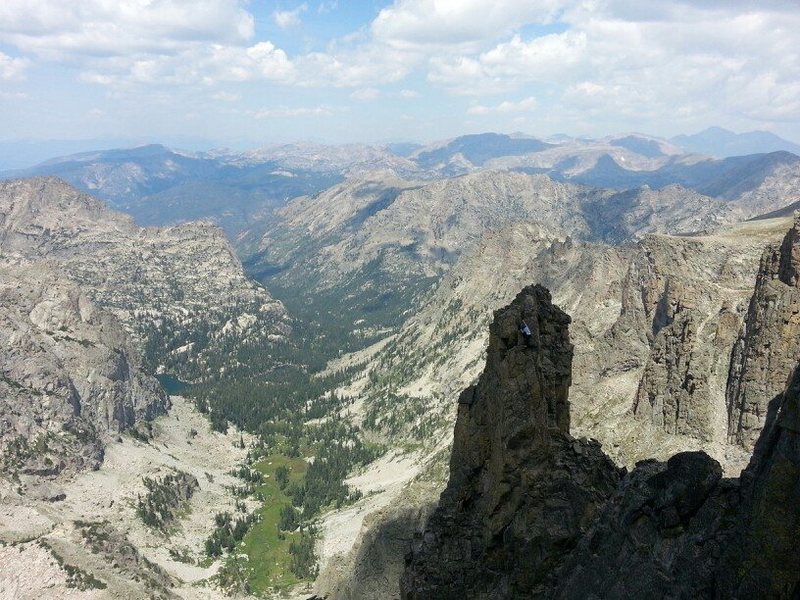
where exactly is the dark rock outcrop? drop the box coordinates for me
[552,451,733,599]
[401,285,621,598]
[402,278,800,599]
[561,362,800,599]
[717,363,800,597]
[727,214,800,448]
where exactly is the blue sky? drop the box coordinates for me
[0,1,799,149]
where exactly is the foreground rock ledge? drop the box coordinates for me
[401,283,800,599]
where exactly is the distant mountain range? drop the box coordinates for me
[0,135,220,171]
[2,129,799,239]
[0,144,348,234]
[413,132,554,169]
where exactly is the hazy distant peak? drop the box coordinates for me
[412,132,553,168]
[672,126,800,158]
[606,134,682,159]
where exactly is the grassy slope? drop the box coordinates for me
[239,454,309,594]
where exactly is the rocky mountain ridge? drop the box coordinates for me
[258,170,737,269]
[0,176,290,474]
[306,215,800,600]
[3,140,800,598]
[336,210,792,470]
[247,170,736,344]
[254,163,800,597]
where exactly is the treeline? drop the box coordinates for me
[191,365,360,434]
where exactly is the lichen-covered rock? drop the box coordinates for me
[727,214,800,448]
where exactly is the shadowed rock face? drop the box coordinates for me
[717,363,800,598]
[401,279,800,599]
[727,215,800,448]
[569,362,800,599]
[401,285,621,598]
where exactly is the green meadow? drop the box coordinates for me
[239,454,309,594]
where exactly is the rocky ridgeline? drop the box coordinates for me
[0,177,290,382]
[401,281,800,599]
[354,212,786,472]
[260,171,734,291]
[258,170,744,453]
[0,263,167,474]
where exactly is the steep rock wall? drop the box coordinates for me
[400,285,621,598]
[726,215,800,448]
[0,264,167,474]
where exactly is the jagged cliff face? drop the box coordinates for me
[554,368,800,600]
[249,171,734,337]
[0,177,290,382]
[402,278,800,599]
[317,212,800,599]
[0,263,167,474]
[284,172,745,459]
[726,215,800,448]
[621,229,764,447]
[353,214,790,473]
[401,285,621,598]
[717,363,800,597]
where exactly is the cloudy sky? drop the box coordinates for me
[1,0,799,147]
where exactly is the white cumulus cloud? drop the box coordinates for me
[0,0,798,137]
[0,0,254,59]
[429,30,587,94]
[372,0,570,49]
[273,4,308,30]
